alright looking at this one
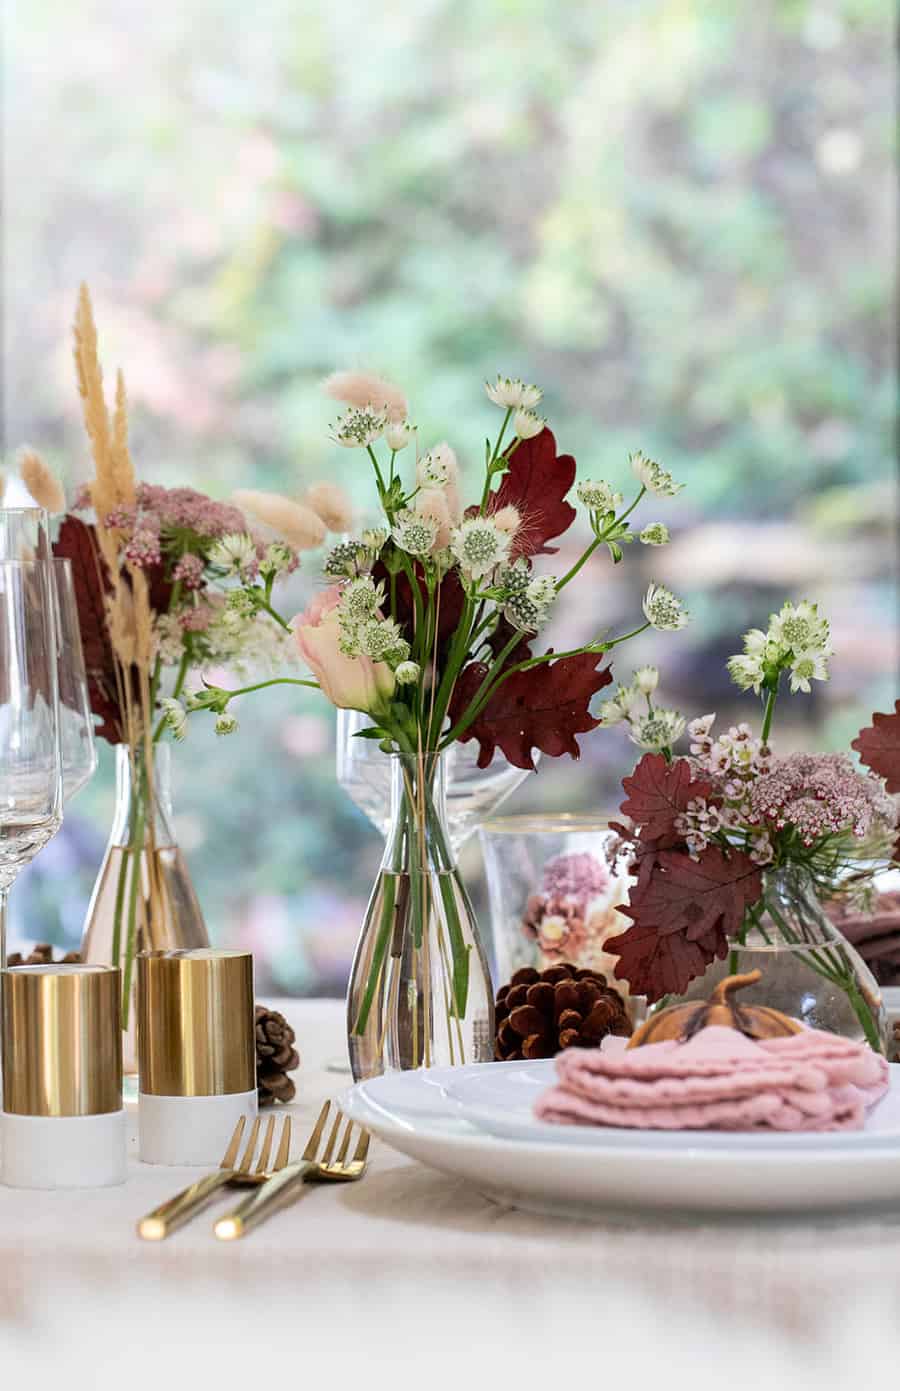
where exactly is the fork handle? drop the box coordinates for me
[137,1170,234,1241]
[213,1162,314,1241]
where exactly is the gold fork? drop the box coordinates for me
[137,1114,292,1241]
[214,1101,370,1241]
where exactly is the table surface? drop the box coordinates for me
[4,999,900,1377]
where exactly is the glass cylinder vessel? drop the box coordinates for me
[676,865,887,1053]
[347,751,494,1081]
[479,816,636,987]
[80,742,209,1072]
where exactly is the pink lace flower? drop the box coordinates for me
[173,553,205,590]
[540,852,610,906]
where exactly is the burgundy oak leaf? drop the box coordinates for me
[449,651,612,771]
[53,515,124,744]
[852,701,900,794]
[620,753,715,844]
[481,427,576,558]
[606,846,763,1002]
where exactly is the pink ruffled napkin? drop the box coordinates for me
[534,1026,889,1133]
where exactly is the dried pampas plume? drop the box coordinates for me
[72,283,136,521]
[19,450,66,514]
[233,490,327,551]
[322,370,408,423]
[305,481,354,534]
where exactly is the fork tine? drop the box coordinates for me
[320,1112,343,1166]
[273,1116,292,1171]
[351,1128,371,1165]
[301,1101,331,1162]
[237,1116,261,1173]
[220,1116,247,1170]
[334,1119,354,1168]
[255,1116,276,1174]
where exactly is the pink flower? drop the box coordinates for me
[292,586,395,712]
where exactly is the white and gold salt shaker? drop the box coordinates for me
[1,963,126,1188]
[137,948,257,1166]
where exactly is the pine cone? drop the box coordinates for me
[6,944,81,966]
[255,1004,300,1107]
[495,963,632,1061]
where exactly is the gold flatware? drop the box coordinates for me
[214,1101,370,1241]
[137,1113,292,1241]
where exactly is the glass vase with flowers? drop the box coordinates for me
[603,601,898,1053]
[178,368,692,1078]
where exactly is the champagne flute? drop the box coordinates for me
[53,557,97,801]
[0,510,63,966]
[336,708,536,851]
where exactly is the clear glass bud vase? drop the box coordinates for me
[80,742,209,1073]
[677,865,887,1053]
[347,751,494,1081]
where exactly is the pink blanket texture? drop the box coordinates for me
[534,1026,889,1133]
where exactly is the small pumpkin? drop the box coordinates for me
[627,969,802,1049]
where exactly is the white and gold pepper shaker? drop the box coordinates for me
[1,963,126,1189]
[137,948,257,1166]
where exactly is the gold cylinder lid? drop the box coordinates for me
[2,964,122,1117]
[138,949,255,1097]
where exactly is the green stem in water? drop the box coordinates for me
[760,683,778,744]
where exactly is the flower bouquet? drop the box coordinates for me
[49,288,340,1061]
[601,601,900,1052]
[182,369,691,1078]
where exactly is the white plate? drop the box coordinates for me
[343,1061,900,1216]
[443,1059,900,1150]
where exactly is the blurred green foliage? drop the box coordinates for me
[3,0,895,990]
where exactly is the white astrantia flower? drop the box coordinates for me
[484,375,542,409]
[361,526,389,552]
[394,660,420,685]
[392,508,439,558]
[788,649,830,693]
[261,541,295,577]
[768,600,831,657]
[629,451,684,499]
[743,628,769,657]
[450,517,512,580]
[634,665,659,695]
[597,700,626,726]
[417,445,456,488]
[726,653,765,693]
[357,618,410,666]
[331,406,386,448]
[385,420,417,452]
[226,588,256,617]
[629,708,686,753]
[161,698,188,741]
[215,713,239,736]
[513,408,546,440]
[324,540,367,578]
[208,532,257,575]
[340,576,385,624]
[503,573,557,633]
[576,480,623,513]
[639,523,670,546]
[642,582,690,631]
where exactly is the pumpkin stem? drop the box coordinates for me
[708,970,762,1005]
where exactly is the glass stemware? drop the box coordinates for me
[53,557,97,802]
[336,708,536,852]
[0,510,64,966]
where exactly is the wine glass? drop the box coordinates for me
[336,708,536,851]
[0,510,64,966]
[53,557,97,801]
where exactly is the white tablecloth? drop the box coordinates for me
[3,999,900,1387]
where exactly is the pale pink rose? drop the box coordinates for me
[292,587,395,712]
[414,488,452,549]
